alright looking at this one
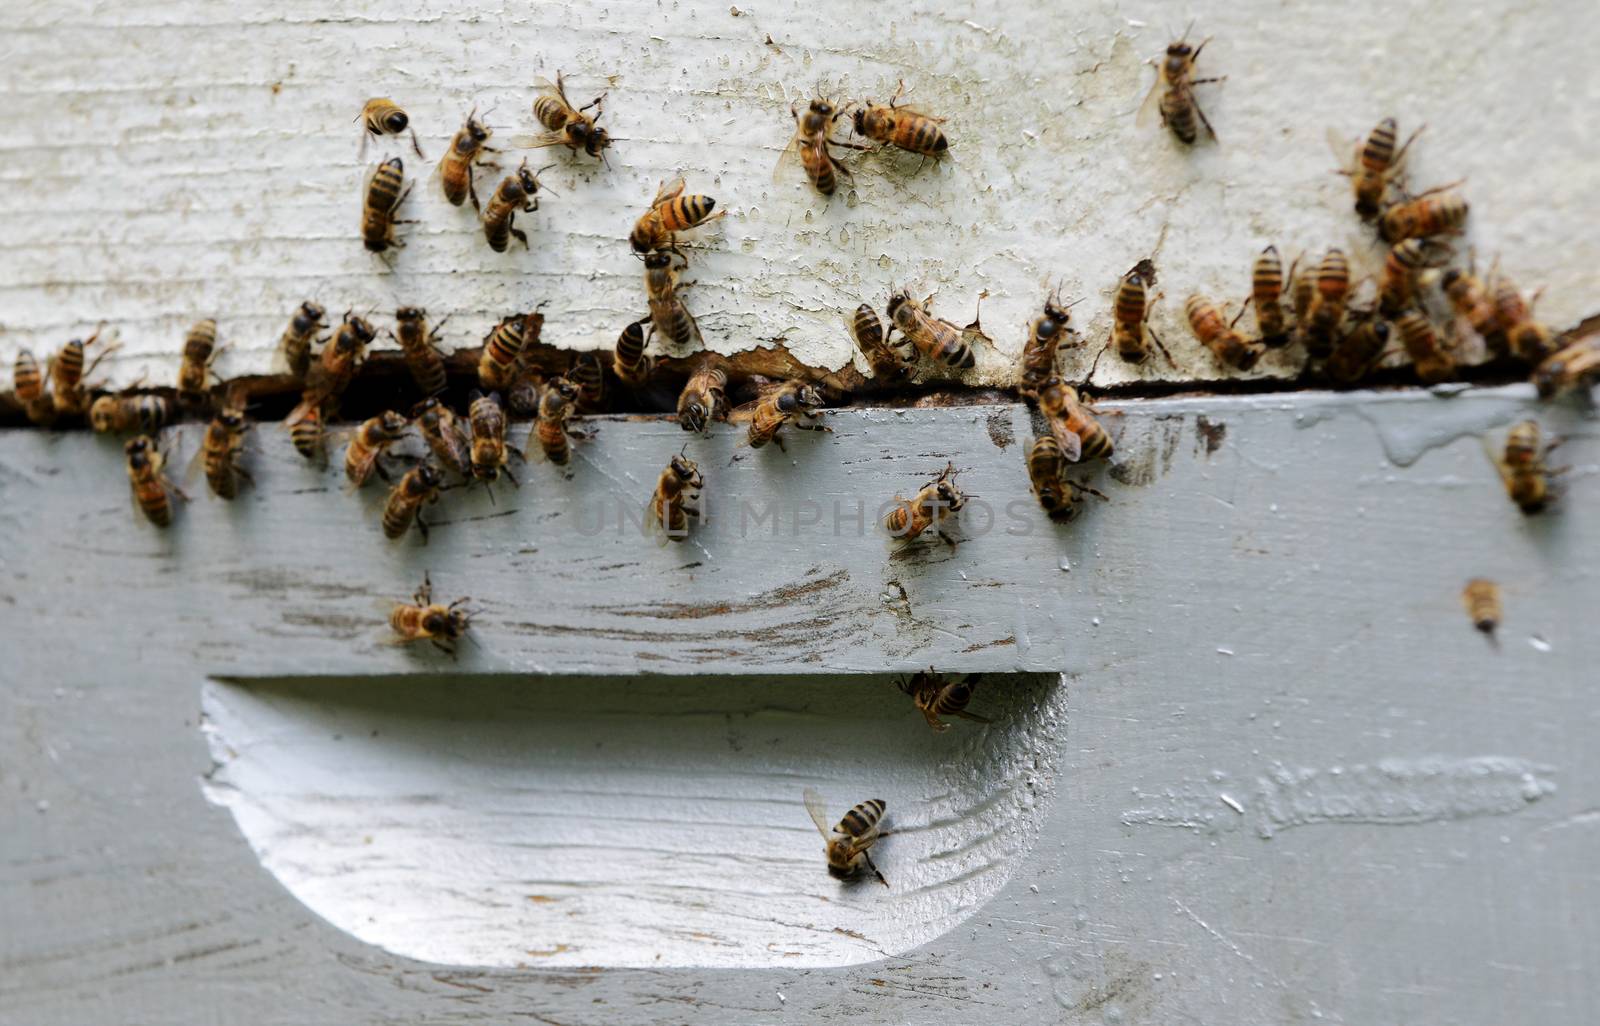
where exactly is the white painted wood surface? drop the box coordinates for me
[2,0,1596,395]
[2,386,1597,1023]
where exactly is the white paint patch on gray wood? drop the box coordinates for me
[199,673,1064,968]
[2,1,1596,393]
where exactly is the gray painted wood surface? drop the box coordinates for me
[2,386,1597,1024]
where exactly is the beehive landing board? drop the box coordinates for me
[2,386,1597,1023]
[2,0,1597,393]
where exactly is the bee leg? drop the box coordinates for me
[953,710,992,724]
[772,432,788,453]
[431,638,457,659]
[374,459,394,484]
[408,128,426,160]
[861,851,889,888]
[502,462,520,488]
[1193,95,1219,142]
[1147,327,1177,368]
[937,529,961,549]
[923,709,949,731]
[468,175,481,212]
[415,514,431,544]
[511,226,530,250]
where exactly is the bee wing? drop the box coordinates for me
[802,787,834,839]
[1050,420,1084,463]
[182,438,207,486]
[652,175,686,209]
[532,74,574,111]
[771,129,804,186]
[1325,127,1358,171]
[508,130,572,149]
[1135,70,1165,128]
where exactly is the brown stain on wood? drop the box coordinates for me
[1195,414,1226,456]
[984,409,1014,450]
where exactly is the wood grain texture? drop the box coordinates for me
[2,0,1597,396]
[2,385,1597,1023]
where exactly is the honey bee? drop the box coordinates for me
[1025,434,1107,522]
[412,397,472,476]
[1251,245,1290,348]
[570,350,608,414]
[1329,117,1422,220]
[1487,275,1560,364]
[194,404,251,500]
[630,177,724,254]
[344,410,410,488]
[361,156,411,254]
[677,359,728,434]
[850,80,949,166]
[898,669,989,731]
[1531,336,1600,401]
[382,463,445,542]
[387,573,473,655]
[468,390,519,485]
[530,377,584,466]
[280,300,326,380]
[50,328,120,416]
[612,318,653,385]
[644,250,701,349]
[1461,578,1502,638]
[285,395,328,461]
[738,379,827,451]
[1136,24,1224,145]
[1324,313,1391,386]
[886,290,981,371]
[437,107,497,210]
[1289,258,1315,345]
[305,312,375,404]
[393,306,449,396]
[1185,294,1261,371]
[1378,186,1468,244]
[177,319,221,408]
[1394,310,1456,384]
[1441,266,1503,355]
[125,435,182,527]
[803,788,889,886]
[477,314,529,392]
[358,98,423,158]
[1034,376,1113,463]
[646,448,704,544]
[884,462,967,545]
[1377,239,1452,319]
[13,350,57,426]
[482,159,550,252]
[1490,419,1559,514]
[849,302,914,383]
[529,73,613,164]
[507,369,545,418]
[1303,249,1350,360]
[775,96,862,196]
[1020,288,1080,389]
[89,392,175,435]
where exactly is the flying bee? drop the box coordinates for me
[642,250,703,350]
[899,669,989,731]
[530,377,585,466]
[1328,117,1422,220]
[570,350,608,414]
[1377,239,1452,319]
[344,410,410,488]
[280,300,326,380]
[1461,578,1502,639]
[90,392,175,435]
[630,177,724,254]
[1324,313,1391,386]
[1303,248,1350,360]
[677,359,728,434]
[849,302,914,383]
[1034,376,1113,462]
[1393,310,1456,384]
[477,314,529,392]
[528,72,613,164]
[393,306,449,396]
[1531,336,1600,400]
[1378,186,1468,244]
[305,312,375,404]
[412,397,472,476]
[192,404,251,500]
[437,106,497,210]
[49,329,120,416]
[886,289,981,370]
[285,395,328,461]
[1249,245,1290,348]
[737,379,828,451]
[775,96,863,196]
[1490,419,1559,514]
[646,447,704,544]
[1094,262,1170,372]
[803,788,889,886]
[361,156,411,254]
[609,319,653,385]
[468,390,518,485]
[358,97,423,158]
[1185,294,1261,370]
[482,158,551,252]
[387,573,473,655]
[1020,288,1080,389]
[14,350,57,426]
[1441,266,1503,355]
[884,461,968,546]
[177,319,221,408]
[125,435,183,527]
[1136,23,1224,144]
[850,79,949,166]
[382,462,445,542]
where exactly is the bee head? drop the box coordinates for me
[348,315,377,343]
[380,410,409,434]
[670,448,699,482]
[417,463,442,488]
[218,409,247,431]
[89,397,116,432]
[1439,269,1463,290]
[124,436,151,460]
[587,126,612,156]
[396,306,422,322]
[644,251,672,270]
[851,106,868,134]
[681,403,706,433]
[810,98,834,119]
[468,116,491,143]
[795,385,825,411]
[382,109,409,134]
[886,291,910,317]
[301,300,326,322]
[1166,42,1192,58]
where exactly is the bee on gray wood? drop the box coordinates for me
[1137,23,1224,144]
[482,159,551,252]
[468,390,519,486]
[437,106,497,210]
[735,379,828,452]
[1461,578,1502,639]
[611,318,654,385]
[387,573,473,655]
[90,392,175,435]
[646,447,704,544]
[849,302,915,383]
[280,301,326,380]
[125,435,183,528]
[677,358,727,434]
[412,397,472,477]
[1025,434,1107,521]
[1329,117,1422,220]
[358,97,424,158]
[884,461,967,546]
[644,250,701,350]
[393,307,449,396]
[285,395,328,462]
[1020,288,1080,390]
[1489,419,1560,514]
[886,289,983,371]
[382,463,445,542]
[305,312,375,405]
[344,410,410,489]
[51,327,121,416]
[1034,377,1113,463]
[530,377,587,467]
[899,669,989,731]
[192,403,252,500]
[775,96,862,196]
[803,788,890,886]
[528,72,614,165]
[14,349,57,426]
[361,157,411,254]
[1531,335,1599,400]
[630,176,724,254]
[850,79,949,167]
[1184,294,1261,371]
[176,319,221,409]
